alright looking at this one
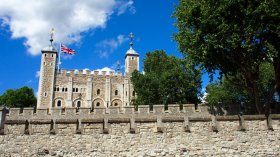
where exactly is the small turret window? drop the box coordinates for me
[57,100,61,107]
[62,88,64,92]
[45,54,47,57]
[132,91,135,96]
[97,89,100,95]
[114,103,118,106]
[115,90,118,96]
[65,88,68,92]
[96,102,100,107]
[77,101,81,108]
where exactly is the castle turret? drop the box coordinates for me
[37,29,57,109]
[125,33,139,76]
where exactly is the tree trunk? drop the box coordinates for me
[252,81,262,114]
[243,67,262,114]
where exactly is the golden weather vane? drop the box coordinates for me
[130,32,134,47]
[50,28,55,45]
[116,60,121,72]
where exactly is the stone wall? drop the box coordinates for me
[0,105,280,157]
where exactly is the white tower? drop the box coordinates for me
[37,29,57,109]
[125,33,139,75]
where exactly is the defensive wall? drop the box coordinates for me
[0,104,280,156]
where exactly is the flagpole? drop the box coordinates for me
[58,43,61,72]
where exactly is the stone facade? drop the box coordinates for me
[37,43,139,109]
[0,105,280,156]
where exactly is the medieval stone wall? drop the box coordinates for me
[0,105,279,157]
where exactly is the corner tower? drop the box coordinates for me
[37,29,57,109]
[125,33,139,75]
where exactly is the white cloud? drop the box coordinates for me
[35,71,40,78]
[96,34,129,58]
[110,61,124,71]
[0,0,135,56]
[26,80,32,84]
[117,0,136,15]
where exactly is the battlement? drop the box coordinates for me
[58,69,123,77]
[5,104,207,120]
[0,106,279,156]
[1,104,279,136]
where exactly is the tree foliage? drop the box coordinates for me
[206,63,276,114]
[131,50,201,105]
[0,86,37,108]
[174,0,280,114]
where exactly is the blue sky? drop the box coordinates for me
[0,0,212,95]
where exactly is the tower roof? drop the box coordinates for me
[126,47,139,56]
[42,45,57,52]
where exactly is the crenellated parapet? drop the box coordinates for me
[4,104,206,120]
[57,69,123,78]
[1,105,279,136]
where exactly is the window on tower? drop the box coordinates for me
[57,100,61,107]
[115,90,118,96]
[132,91,135,96]
[97,89,100,95]
[77,101,81,108]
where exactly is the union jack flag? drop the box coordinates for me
[60,44,75,55]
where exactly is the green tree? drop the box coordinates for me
[174,0,280,114]
[0,86,37,108]
[206,62,275,114]
[131,50,201,105]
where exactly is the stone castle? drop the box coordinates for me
[37,33,139,109]
[0,33,279,156]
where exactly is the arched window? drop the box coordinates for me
[62,88,64,92]
[65,88,68,92]
[115,90,118,96]
[77,101,81,108]
[114,103,118,106]
[97,89,100,95]
[132,91,135,96]
[76,88,78,92]
[57,100,61,107]
[96,102,100,107]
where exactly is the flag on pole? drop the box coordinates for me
[60,44,76,55]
